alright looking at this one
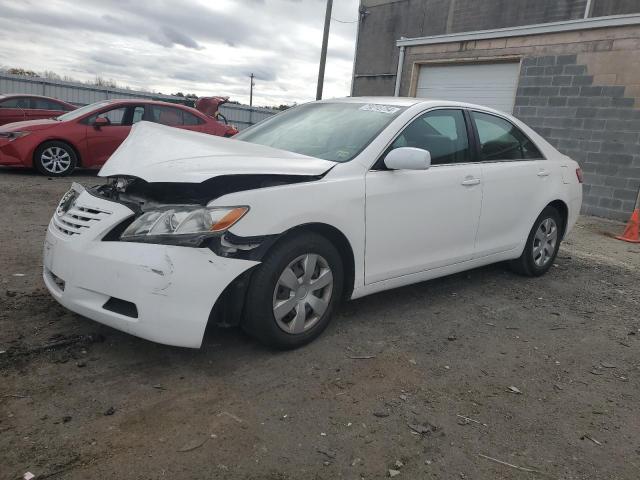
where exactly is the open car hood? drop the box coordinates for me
[98,121,335,183]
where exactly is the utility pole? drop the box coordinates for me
[584,0,594,18]
[249,73,255,125]
[350,5,367,96]
[316,0,333,100]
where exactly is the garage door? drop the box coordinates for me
[416,62,521,113]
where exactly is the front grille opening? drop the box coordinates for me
[52,203,112,237]
[103,297,138,318]
[78,206,109,215]
[58,217,86,230]
[68,213,92,222]
[48,270,65,292]
[55,226,79,236]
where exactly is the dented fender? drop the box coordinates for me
[210,164,368,291]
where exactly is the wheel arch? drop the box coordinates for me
[546,199,569,239]
[275,222,356,301]
[33,138,82,167]
[208,222,356,330]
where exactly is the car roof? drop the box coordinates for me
[0,94,77,108]
[0,93,70,101]
[321,96,423,107]
[101,98,194,108]
[320,96,511,116]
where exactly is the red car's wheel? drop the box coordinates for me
[34,141,77,177]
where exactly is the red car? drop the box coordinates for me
[0,99,238,176]
[0,94,76,125]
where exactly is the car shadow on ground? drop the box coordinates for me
[197,262,512,352]
[55,261,511,371]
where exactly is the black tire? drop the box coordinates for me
[242,232,344,349]
[510,206,563,277]
[34,141,77,177]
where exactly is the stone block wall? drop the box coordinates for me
[514,54,640,219]
[400,25,640,220]
[354,0,640,99]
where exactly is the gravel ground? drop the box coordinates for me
[1,169,639,480]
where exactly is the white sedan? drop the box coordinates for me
[43,97,583,349]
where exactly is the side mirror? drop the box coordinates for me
[384,147,431,170]
[93,116,110,128]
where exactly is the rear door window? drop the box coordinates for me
[146,105,185,126]
[471,111,544,161]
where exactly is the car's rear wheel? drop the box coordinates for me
[34,141,77,176]
[242,232,344,349]
[510,206,563,277]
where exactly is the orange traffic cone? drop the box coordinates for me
[616,187,640,243]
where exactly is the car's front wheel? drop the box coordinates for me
[510,206,563,277]
[242,232,344,349]
[34,141,77,176]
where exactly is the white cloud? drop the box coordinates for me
[0,0,360,106]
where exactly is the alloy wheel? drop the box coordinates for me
[41,147,71,174]
[532,217,558,267]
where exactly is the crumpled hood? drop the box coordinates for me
[98,121,335,183]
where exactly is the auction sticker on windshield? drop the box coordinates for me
[359,104,401,114]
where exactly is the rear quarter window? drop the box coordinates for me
[183,110,203,125]
[32,98,67,110]
[0,97,29,108]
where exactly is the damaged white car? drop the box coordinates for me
[43,98,583,349]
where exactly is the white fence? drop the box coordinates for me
[0,72,276,130]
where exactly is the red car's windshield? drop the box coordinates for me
[56,101,111,121]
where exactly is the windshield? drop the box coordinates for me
[235,102,406,162]
[56,101,111,121]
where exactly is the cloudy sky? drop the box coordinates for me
[0,0,360,106]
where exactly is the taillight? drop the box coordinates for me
[576,167,584,183]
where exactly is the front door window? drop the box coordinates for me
[387,109,471,165]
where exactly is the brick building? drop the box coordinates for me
[351,0,640,220]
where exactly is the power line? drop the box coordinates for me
[331,16,358,23]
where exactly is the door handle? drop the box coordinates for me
[461,178,481,186]
[537,170,550,177]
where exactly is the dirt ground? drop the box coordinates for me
[1,169,639,480]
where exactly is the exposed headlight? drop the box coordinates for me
[0,131,31,141]
[120,205,249,245]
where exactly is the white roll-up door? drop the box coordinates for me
[416,62,521,113]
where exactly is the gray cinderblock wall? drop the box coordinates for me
[354,1,640,221]
[513,55,640,220]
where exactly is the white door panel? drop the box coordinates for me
[476,161,543,255]
[470,109,554,256]
[365,165,482,284]
[417,63,520,114]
